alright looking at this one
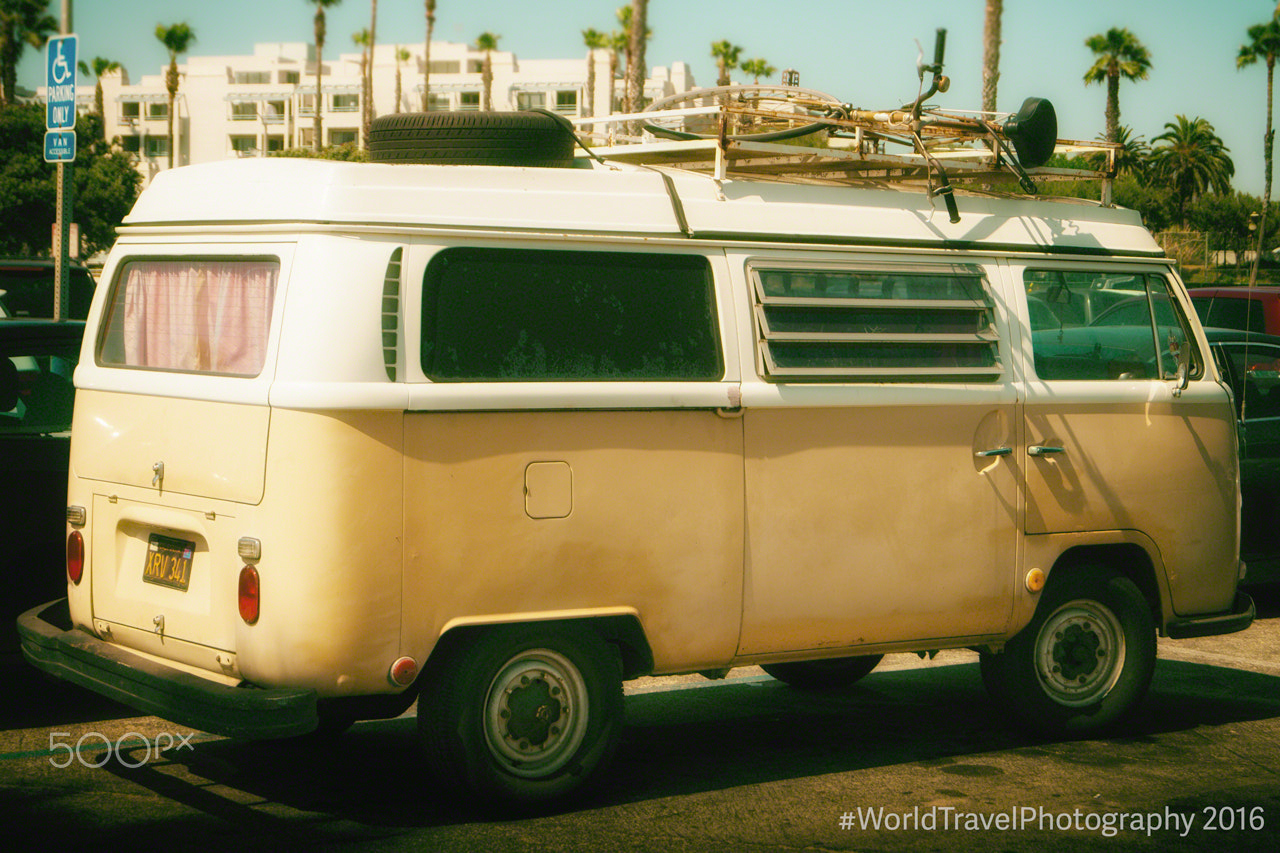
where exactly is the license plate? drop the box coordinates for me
[142,534,195,591]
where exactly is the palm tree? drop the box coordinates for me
[475,32,500,111]
[740,58,775,85]
[77,56,120,118]
[625,0,649,114]
[982,0,1002,113]
[422,0,436,111]
[582,28,610,118]
[1083,27,1152,144]
[607,28,628,113]
[0,0,56,105]
[1099,125,1150,179]
[394,46,410,114]
[309,0,343,152]
[353,29,371,143]
[1149,115,1234,225]
[155,23,195,169]
[711,40,742,87]
[1238,13,1280,284]
[365,0,378,147]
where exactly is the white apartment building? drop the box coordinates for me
[80,41,696,184]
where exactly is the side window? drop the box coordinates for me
[1024,269,1201,382]
[750,263,1001,382]
[421,248,722,382]
[97,258,279,376]
[1223,344,1280,420]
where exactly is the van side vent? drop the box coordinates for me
[382,248,403,381]
[750,263,1001,382]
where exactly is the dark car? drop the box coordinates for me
[0,259,96,320]
[1,319,84,650]
[1206,327,1280,587]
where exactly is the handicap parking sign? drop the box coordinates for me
[46,34,77,131]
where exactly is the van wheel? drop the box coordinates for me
[762,655,883,689]
[419,626,623,804]
[368,111,575,167]
[980,568,1155,735]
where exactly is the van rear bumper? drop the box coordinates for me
[1165,591,1256,639]
[17,599,318,739]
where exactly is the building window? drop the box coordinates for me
[426,93,449,112]
[467,60,484,74]
[146,101,168,120]
[280,71,300,85]
[230,101,257,120]
[121,136,141,153]
[429,60,461,74]
[234,71,271,85]
[555,90,578,115]
[230,135,257,155]
[516,92,546,111]
[120,101,140,120]
[422,248,722,382]
[298,93,316,116]
[297,127,314,148]
[331,93,359,112]
[266,136,284,152]
[329,129,358,146]
[459,92,480,111]
[145,136,170,158]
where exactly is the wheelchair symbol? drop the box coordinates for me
[51,42,72,85]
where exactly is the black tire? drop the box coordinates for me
[367,111,575,167]
[980,567,1156,736]
[419,625,623,805]
[762,654,883,689]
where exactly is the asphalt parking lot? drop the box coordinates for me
[1,585,1277,852]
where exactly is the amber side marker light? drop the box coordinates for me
[238,565,260,624]
[67,531,84,584]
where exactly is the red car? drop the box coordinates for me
[1189,286,1280,337]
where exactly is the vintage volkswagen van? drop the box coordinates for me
[19,144,1254,804]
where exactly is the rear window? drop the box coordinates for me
[421,248,722,382]
[97,259,278,376]
[1201,296,1266,336]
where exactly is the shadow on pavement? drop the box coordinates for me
[6,652,1278,849]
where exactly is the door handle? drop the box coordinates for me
[1028,445,1065,457]
[975,447,1012,458]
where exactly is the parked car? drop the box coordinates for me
[1207,327,1280,586]
[1189,286,1280,337]
[1,319,84,650]
[0,259,96,319]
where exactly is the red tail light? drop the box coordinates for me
[67,531,84,584]
[238,565,260,624]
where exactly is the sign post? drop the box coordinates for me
[45,32,77,320]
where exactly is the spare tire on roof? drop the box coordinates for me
[368,110,577,167]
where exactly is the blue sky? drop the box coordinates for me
[18,1,1280,196]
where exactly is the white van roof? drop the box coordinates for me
[123,157,1162,257]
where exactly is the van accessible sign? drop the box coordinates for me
[44,34,77,162]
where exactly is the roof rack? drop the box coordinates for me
[567,30,1119,221]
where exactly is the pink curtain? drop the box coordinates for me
[118,261,277,375]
